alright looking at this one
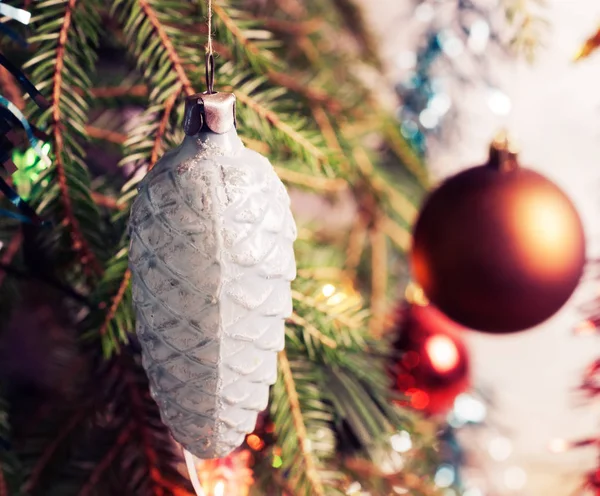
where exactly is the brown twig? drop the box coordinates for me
[0,66,25,110]
[273,167,346,192]
[52,0,103,277]
[98,269,131,337]
[288,312,337,349]
[233,89,325,162]
[211,40,344,114]
[138,0,194,97]
[91,192,125,211]
[89,84,148,98]
[85,125,127,145]
[369,221,388,338]
[380,215,411,252]
[291,290,362,330]
[150,90,179,170]
[262,17,322,36]
[273,0,306,18]
[77,421,135,496]
[24,408,87,492]
[268,72,341,113]
[311,105,342,152]
[353,146,418,223]
[212,4,261,58]
[240,136,271,155]
[278,350,325,496]
[345,213,368,276]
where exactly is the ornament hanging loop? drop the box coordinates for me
[489,130,519,172]
[205,52,215,94]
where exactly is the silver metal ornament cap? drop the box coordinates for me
[183,92,237,136]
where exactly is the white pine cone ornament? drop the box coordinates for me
[128,92,297,459]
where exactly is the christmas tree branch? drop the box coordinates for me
[277,350,326,496]
[25,0,108,279]
[84,248,133,356]
[311,105,344,153]
[273,167,347,192]
[85,125,127,145]
[292,290,364,331]
[150,90,179,168]
[233,87,326,164]
[120,354,193,494]
[50,0,102,277]
[380,216,411,252]
[346,214,368,275]
[211,2,275,71]
[89,84,148,98]
[213,4,262,59]
[98,268,131,343]
[23,408,87,493]
[77,421,135,496]
[136,0,194,97]
[369,222,388,337]
[288,312,338,349]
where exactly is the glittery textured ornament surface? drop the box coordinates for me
[129,93,296,459]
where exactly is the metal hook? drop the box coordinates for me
[205,52,215,94]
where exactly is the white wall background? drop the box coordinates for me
[359,0,600,494]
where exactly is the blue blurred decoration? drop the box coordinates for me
[396,0,511,156]
[438,392,487,493]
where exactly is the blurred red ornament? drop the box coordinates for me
[411,136,585,333]
[391,303,470,416]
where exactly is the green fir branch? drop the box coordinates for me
[14,348,193,495]
[25,0,107,279]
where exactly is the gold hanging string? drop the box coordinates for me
[205,0,215,93]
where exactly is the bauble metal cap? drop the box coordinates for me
[184,92,237,136]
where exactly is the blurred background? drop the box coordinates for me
[361,0,600,493]
[1,0,600,495]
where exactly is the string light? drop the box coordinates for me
[575,319,597,336]
[405,282,428,306]
[318,279,361,308]
[346,482,362,495]
[246,434,265,451]
[426,335,460,373]
[488,437,513,461]
[434,465,456,488]
[503,466,527,490]
[322,284,336,297]
[390,431,413,453]
[549,438,570,453]
[272,455,283,468]
[213,481,225,496]
[486,88,512,115]
[452,393,487,424]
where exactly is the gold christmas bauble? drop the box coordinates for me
[411,141,586,333]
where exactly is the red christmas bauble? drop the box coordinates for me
[411,141,585,333]
[392,304,470,416]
